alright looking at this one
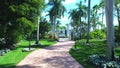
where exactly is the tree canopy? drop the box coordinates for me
[0,0,45,48]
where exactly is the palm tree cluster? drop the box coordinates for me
[47,0,66,39]
[68,0,115,60]
[69,1,87,40]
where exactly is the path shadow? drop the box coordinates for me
[43,56,83,68]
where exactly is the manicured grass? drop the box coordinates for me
[69,39,120,68]
[0,39,56,68]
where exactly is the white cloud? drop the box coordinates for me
[62,0,77,5]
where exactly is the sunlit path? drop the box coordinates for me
[16,40,83,68]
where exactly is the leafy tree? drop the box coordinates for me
[0,0,45,48]
[39,19,51,39]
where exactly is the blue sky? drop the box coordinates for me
[43,0,118,26]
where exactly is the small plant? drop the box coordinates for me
[0,49,5,56]
[88,54,120,68]
[88,54,109,66]
[102,61,120,68]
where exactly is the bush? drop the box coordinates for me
[90,30,106,39]
[114,26,120,43]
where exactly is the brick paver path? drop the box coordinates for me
[16,41,84,68]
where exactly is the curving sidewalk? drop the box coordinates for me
[16,41,84,68]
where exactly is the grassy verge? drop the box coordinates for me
[69,39,120,68]
[0,39,56,68]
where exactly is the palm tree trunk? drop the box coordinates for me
[86,0,91,43]
[53,16,56,39]
[36,16,40,44]
[105,0,115,60]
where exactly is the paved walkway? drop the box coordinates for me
[16,41,83,68]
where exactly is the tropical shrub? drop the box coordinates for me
[90,30,106,39]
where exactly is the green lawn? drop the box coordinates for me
[69,39,120,68]
[0,39,56,68]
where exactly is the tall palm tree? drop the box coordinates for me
[99,0,105,29]
[105,0,115,60]
[69,6,83,40]
[77,1,87,23]
[91,5,100,30]
[47,0,66,38]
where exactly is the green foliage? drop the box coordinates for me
[90,30,106,39]
[27,19,51,40]
[39,19,51,39]
[0,0,45,48]
[114,26,120,42]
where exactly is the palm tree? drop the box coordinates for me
[47,0,66,39]
[99,0,105,29]
[69,7,83,40]
[91,5,100,30]
[77,1,87,23]
[105,0,115,60]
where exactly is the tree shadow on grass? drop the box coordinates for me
[17,44,50,49]
[0,63,15,68]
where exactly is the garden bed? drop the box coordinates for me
[69,39,120,68]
